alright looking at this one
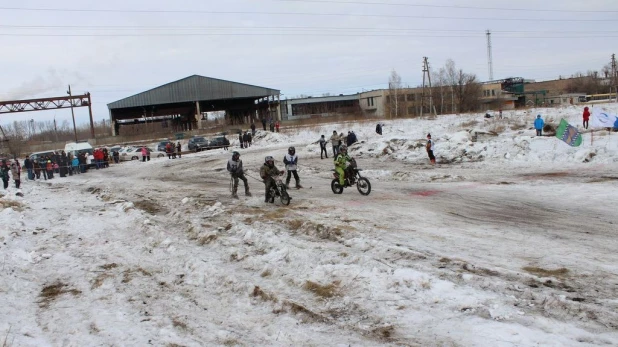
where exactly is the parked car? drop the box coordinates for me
[157,140,174,152]
[187,136,209,152]
[120,147,166,161]
[207,136,230,150]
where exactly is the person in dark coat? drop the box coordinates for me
[247,132,252,147]
[242,132,249,148]
[250,123,256,136]
[0,160,9,189]
[33,160,42,180]
[24,156,34,180]
[59,151,68,177]
[376,123,382,135]
[261,118,267,131]
[176,142,182,159]
[238,132,244,149]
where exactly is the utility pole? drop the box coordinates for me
[67,85,78,142]
[486,30,494,81]
[421,57,435,117]
[612,54,618,102]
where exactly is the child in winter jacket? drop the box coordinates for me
[283,147,302,189]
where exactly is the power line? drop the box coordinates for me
[0,33,616,38]
[276,0,618,13]
[0,7,615,22]
[1,24,617,34]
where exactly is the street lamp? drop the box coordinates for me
[67,85,78,142]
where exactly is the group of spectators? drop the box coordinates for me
[322,130,358,158]
[260,118,280,132]
[1,150,105,190]
[239,131,253,149]
[165,142,182,159]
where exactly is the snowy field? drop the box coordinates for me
[1,103,618,347]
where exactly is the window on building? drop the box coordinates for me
[367,97,374,107]
[407,94,414,101]
[491,90,496,96]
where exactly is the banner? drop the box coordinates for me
[590,107,618,129]
[555,119,582,147]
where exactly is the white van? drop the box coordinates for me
[64,142,95,167]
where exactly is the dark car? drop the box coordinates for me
[207,136,230,150]
[157,141,173,152]
[187,136,209,152]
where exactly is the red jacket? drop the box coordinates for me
[583,107,590,121]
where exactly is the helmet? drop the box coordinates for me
[265,155,274,163]
[288,146,295,154]
[232,151,240,158]
[339,145,348,153]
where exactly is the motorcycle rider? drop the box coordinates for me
[227,151,252,198]
[334,145,352,187]
[283,146,302,189]
[260,156,284,203]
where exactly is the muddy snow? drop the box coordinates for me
[1,104,618,346]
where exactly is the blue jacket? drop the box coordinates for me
[534,118,544,130]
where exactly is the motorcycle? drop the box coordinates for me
[331,158,371,195]
[268,176,291,205]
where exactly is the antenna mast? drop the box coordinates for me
[486,30,494,81]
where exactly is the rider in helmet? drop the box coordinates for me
[227,151,251,198]
[283,146,302,189]
[260,156,284,203]
[334,144,352,187]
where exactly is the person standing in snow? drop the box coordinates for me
[330,131,340,157]
[534,115,545,136]
[10,162,21,189]
[426,133,436,165]
[0,160,9,189]
[238,132,244,149]
[275,121,280,133]
[376,123,382,135]
[283,146,302,189]
[318,135,328,159]
[227,151,251,199]
[176,142,182,159]
[582,107,590,129]
[251,122,256,136]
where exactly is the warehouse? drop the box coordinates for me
[107,75,280,136]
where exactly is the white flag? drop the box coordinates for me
[590,107,618,129]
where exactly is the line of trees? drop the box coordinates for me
[0,119,111,158]
[386,59,482,118]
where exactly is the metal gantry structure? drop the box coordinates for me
[0,93,95,138]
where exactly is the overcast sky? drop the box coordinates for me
[0,0,617,126]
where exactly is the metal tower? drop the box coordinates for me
[486,30,494,81]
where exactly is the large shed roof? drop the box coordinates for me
[107,75,279,110]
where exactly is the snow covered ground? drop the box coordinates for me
[1,103,618,346]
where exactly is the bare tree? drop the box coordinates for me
[454,70,482,113]
[388,69,403,118]
[444,59,458,113]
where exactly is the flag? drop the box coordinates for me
[590,107,618,129]
[555,119,582,147]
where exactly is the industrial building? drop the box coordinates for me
[280,94,360,120]
[107,75,280,136]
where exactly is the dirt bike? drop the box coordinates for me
[267,175,291,205]
[331,158,371,195]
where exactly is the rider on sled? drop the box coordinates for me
[334,145,354,187]
[260,156,285,203]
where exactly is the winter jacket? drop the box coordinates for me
[260,164,281,181]
[10,164,20,179]
[334,153,351,169]
[318,137,327,148]
[72,158,79,167]
[283,153,298,171]
[330,134,340,145]
[24,158,33,169]
[583,108,590,121]
[141,147,148,156]
[534,117,545,130]
[426,139,434,152]
[0,164,9,180]
[227,159,244,175]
